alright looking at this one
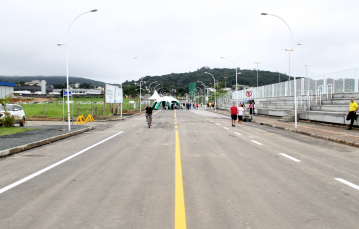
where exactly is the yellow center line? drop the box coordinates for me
[175,110,177,119]
[175,130,187,229]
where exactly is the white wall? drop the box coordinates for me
[0,86,14,99]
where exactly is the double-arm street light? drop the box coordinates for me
[148,81,157,93]
[261,12,298,128]
[204,72,216,111]
[255,62,261,87]
[154,84,161,91]
[220,57,241,105]
[117,57,137,117]
[57,9,98,131]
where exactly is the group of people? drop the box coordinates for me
[230,101,256,127]
[207,102,215,109]
[183,102,200,110]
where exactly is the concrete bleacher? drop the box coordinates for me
[218,92,359,126]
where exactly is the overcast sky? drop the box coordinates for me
[1,0,359,84]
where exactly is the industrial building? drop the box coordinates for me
[0,81,15,99]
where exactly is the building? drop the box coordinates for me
[14,86,53,94]
[0,81,15,99]
[52,89,102,95]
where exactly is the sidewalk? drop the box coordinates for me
[210,109,359,148]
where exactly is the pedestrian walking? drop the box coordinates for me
[196,103,199,109]
[347,97,358,130]
[237,104,244,126]
[209,102,212,109]
[250,102,254,120]
[212,102,215,109]
[230,102,238,127]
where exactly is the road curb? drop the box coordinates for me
[0,126,93,158]
[252,120,359,148]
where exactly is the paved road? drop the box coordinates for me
[0,108,359,228]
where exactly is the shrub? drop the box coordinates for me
[1,112,16,127]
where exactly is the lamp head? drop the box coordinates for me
[220,57,224,59]
[134,57,137,59]
[261,13,268,15]
[91,9,98,12]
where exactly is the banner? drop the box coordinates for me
[105,84,123,103]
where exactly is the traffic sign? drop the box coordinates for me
[64,91,72,96]
[246,91,252,97]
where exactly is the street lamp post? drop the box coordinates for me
[118,57,137,118]
[154,84,161,91]
[221,57,240,105]
[57,9,97,131]
[285,49,293,82]
[148,81,157,93]
[139,77,145,113]
[261,12,298,128]
[255,62,261,88]
[204,72,216,111]
[197,80,207,105]
[224,77,228,88]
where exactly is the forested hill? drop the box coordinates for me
[123,66,293,92]
[0,76,105,87]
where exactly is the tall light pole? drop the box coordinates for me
[154,84,161,91]
[285,49,293,81]
[261,12,298,128]
[204,72,216,111]
[224,77,228,88]
[57,9,97,131]
[139,77,145,113]
[255,62,261,87]
[197,80,207,105]
[221,57,240,105]
[278,71,281,83]
[148,81,157,93]
[197,87,203,105]
[118,57,137,118]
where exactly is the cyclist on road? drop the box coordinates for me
[145,104,153,126]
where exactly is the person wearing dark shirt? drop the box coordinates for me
[145,104,153,126]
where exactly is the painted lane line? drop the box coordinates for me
[251,140,263,145]
[224,127,229,130]
[335,178,359,191]
[279,153,301,162]
[216,123,220,125]
[234,132,242,136]
[0,131,124,195]
[175,130,187,228]
[210,121,213,122]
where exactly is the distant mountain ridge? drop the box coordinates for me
[0,76,106,87]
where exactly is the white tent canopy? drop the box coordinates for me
[148,90,161,100]
[152,96,180,110]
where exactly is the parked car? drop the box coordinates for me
[0,104,26,126]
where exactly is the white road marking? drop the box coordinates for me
[0,131,124,195]
[279,153,301,162]
[216,123,220,125]
[224,127,229,130]
[251,140,263,145]
[210,120,213,122]
[335,178,359,191]
[234,132,242,136]
[85,131,123,134]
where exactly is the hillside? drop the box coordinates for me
[0,76,105,87]
[123,67,293,94]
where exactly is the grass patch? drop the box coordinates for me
[0,127,37,136]
[22,97,147,118]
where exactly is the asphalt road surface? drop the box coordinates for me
[0,108,359,229]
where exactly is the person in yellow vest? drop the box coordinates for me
[347,97,358,130]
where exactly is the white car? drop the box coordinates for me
[0,104,26,126]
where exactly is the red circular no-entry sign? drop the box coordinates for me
[246,91,252,97]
